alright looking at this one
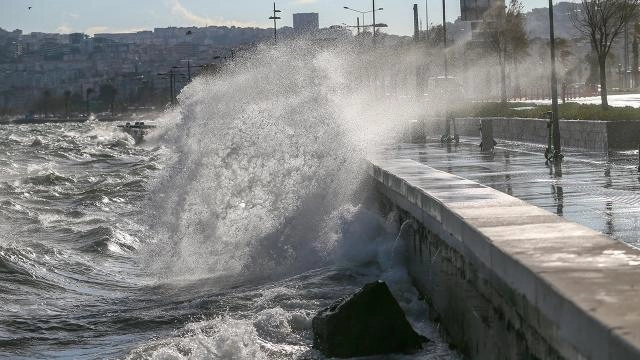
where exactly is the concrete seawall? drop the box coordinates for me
[423,117,640,151]
[369,157,640,359]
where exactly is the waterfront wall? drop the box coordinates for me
[369,158,640,359]
[421,117,640,151]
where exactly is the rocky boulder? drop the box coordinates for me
[312,281,428,358]
[30,137,43,147]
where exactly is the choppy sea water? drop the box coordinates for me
[0,121,457,359]
[0,40,460,360]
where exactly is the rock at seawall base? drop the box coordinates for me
[312,280,428,358]
[30,137,43,147]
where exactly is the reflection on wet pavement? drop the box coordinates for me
[386,139,640,249]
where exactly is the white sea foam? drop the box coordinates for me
[133,38,461,359]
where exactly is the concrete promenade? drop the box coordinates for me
[390,140,640,248]
[369,141,640,359]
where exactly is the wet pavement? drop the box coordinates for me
[384,139,640,249]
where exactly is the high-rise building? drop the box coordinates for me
[293,13,319,32]
[69,33,85,45]
[460,0,497,22]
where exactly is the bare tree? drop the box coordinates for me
[572,0,640,109]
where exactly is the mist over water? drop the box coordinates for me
[1,38,459,359]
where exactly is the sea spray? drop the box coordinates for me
[130,38,461,359]
[143,40,401,280]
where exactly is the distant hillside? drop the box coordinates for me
[95,26,273,47]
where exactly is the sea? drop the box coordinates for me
[0,40,460,359]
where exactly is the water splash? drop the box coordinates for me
[144,40,407,281]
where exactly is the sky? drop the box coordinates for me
[0,0,574,36]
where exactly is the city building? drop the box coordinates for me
[293,13,319,33]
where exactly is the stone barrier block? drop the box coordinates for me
[368,158,640,359]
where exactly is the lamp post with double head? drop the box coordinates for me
[343,5,383,36]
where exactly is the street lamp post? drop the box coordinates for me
[269,2,282,44]
[182,60,192,82]
[442,0,447,77]
[372,0,376,38]
[425,0,429,41]
[548,0,562,161]
[343,5,383,36]
[157,69,177,105]
[344,8,365,35]
[179,60,205,82]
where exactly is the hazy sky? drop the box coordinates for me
[1,0,575,36]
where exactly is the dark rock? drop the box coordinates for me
[30,137,42,147]
[312,281,428,358]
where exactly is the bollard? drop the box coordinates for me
[440,115,451,143]
[545,111,553,162]
[480,119,495,152]
[452,117,459,143]
[440,114,459,144]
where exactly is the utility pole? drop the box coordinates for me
[625,23,630,88]
[633,33,639,88]
[442,0,447,77]
[414,4,420,96]
[372,0,376,40]
[414,4,420,41]
[179,60,204,82]
[499,0,507,103]
[170,68,175,105]
[548,0,561,160]
[425,0,429,42]
[269,2,282,44]
[357,17,360,35]
[157,69,177,105]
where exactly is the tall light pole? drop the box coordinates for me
[372,0,376,38]
[625,23,630,88]
[269,2,281,44]
[442,0,447,77]
[179,60,204,82]
[343,6,383,35]
[157,69,178,105]
[548,0,561,160]
[425,0,429,41]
